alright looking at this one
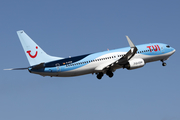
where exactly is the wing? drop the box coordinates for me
[117,36,138,65]
[95,36,138,72]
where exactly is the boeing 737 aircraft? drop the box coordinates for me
[5,30,176,79]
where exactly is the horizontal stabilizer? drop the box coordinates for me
[4,67,28,70]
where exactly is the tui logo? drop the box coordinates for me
[26,46,38,58]
[147,45,160,52]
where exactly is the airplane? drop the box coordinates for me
[4,30,176,79]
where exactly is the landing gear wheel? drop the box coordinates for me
[106,71,114,78]
[108,73,113,78]
[162,62,167,66]
[97,72,103,80]
[161,60,167,67]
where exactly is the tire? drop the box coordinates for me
[162,62,167,66]
[97,72,103,79]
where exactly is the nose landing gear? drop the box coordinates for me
[161,60,167,66]
[162,62,167,66]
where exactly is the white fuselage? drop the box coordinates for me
[30,43,175,77]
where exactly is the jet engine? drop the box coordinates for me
[124,58,145,70]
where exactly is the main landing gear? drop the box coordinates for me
[106,70,114,78]
[96,70,114,80]
[161,60,167,66]
[97,72,103,79]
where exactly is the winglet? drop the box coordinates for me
[126,36,135,48]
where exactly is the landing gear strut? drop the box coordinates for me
[97,72,103,80]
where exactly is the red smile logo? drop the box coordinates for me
[27,46,38,58]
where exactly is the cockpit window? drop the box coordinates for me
[166,45,170,48]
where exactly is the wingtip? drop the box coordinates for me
[17,30,24,33]
[125,35,130,39]
[126,36,136,48]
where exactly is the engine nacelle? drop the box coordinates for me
[125,58,145,70]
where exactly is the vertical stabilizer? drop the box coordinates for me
[17,30,63,66]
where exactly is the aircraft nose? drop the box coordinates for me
[173,49,176,53]
[171,47,176,54]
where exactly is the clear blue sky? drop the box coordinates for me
[1,0,179,120]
